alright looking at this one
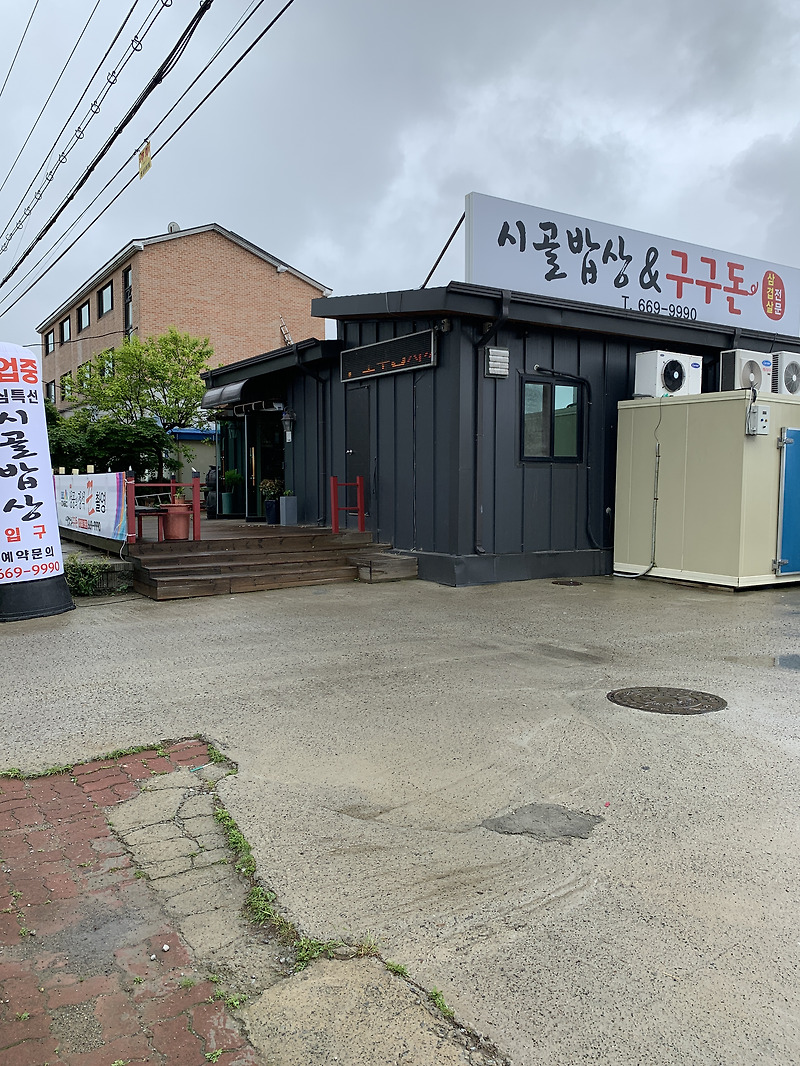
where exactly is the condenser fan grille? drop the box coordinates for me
[662,359,685,393]
[740,360,763,388]
[784,361,800,394]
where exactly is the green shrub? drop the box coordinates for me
[64,553,112,596]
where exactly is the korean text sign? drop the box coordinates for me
[465,192,800,335]
[0,342,63,585]
[55,472,127,541]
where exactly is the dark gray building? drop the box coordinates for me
[201,282,800,585]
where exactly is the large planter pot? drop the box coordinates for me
[280,495,298,526]
[221,491,234,515]
[163,502,191,541]
[263,499,279,524]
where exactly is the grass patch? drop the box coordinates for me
[179,977,196,989]
[214,806,255,877]
[206,744,226,764]
[0,768,23,779]
[294,937,340,971]
[428,987,455,1020]
[385,960,408,977]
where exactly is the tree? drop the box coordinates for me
[69,328,212,432]
[46,402,177,479]
[65,328,213,477]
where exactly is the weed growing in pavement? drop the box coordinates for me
[205,1051,224,1062]
[354,931,381,957]
[133,977,144,985]
[134,869,148,879]
[110,1060,129,1066]
[207,973,222,983]
[246,886,296,940]
[63,553,112,596]
[213,806,255,876]
[206,744,226,764]
[41,763,73,776]
[18,926,29,937]
[294,937,340,971]
[428,988,455,1020]
[179,977,196,989]
[11,890,22,900]
[0,767,23,779]
[15,1011,29,1020]
[385,960,409,977]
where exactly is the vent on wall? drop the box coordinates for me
[167,221,180,233]
[485,347,509,378]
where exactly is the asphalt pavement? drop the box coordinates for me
[4,574,799,1065]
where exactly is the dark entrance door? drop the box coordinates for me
[345,384,371,526]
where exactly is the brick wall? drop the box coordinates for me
[137,230,325,367]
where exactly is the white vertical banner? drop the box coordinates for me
[0,343,64,584]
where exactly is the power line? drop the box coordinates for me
[0,0,104,199]
[0,0,173,254]
[0,0,297,321]
[0,0,271,317]
[0,0,41,106]
[0,0,216,291]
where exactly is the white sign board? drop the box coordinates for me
[465,192,800,336]
[0,343,63,584]
[55,471,127,541]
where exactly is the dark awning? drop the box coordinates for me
[201,381,248,409]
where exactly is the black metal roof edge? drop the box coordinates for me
[312,281,800,354]
[202,338,343,385]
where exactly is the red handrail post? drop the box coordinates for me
[330,475,339,533]
[191,471,201,541]
[125,471,137,544]
[356,475,365,532]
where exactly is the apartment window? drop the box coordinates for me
[77,362,91,390]
[60,372,72,401]
[97,281,113,318]
[77,301,90,332]
[122,266,132,336]
[522,380,582,461]
[59,316,71,345]
[44,330,55,354]
[45,380,56,402]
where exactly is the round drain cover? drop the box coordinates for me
[606,686,726,714]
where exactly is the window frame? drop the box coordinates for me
[97,281,113,318]
[59,371,72,401]
[44,330,55,354]
[77,301,90,332]
[59,316,71,345]
[520,376,584,463]
[45,380,56,402]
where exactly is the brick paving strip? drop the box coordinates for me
[0,740,262,1066]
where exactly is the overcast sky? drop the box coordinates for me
[0,0,799,349]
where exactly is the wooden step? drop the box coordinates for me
[133,566,358,601]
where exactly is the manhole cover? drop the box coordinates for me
[552,580,582,586]
[606,686,726,714]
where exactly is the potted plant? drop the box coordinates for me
[259,478,282,524]
[162,488,192,540]
[280,487,298,526]
[221,469,243,515]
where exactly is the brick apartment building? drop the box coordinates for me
[37,223,330,409]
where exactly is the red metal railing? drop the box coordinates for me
[125,471,202,544]
[329,475,365,533]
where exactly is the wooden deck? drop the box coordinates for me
[126,520,415,600]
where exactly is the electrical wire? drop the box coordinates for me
[0,0,295,321]
[0,0,216,291]
[0,0,173,254]
[0,0,41,106]
[0,0,104,200]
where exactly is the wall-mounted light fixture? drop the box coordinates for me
[281,408,296,442]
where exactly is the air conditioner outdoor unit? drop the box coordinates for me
[634,351,702,398]
[771,351,800,396]
[720,349,772,392]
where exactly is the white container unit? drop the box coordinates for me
[614,391,800,587]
